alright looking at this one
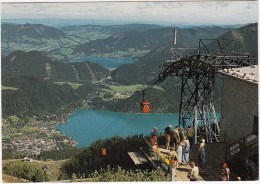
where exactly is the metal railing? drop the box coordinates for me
[143,138,171,172]
[222,132,259,180]
[224,132,258,161]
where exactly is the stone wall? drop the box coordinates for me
[220,75,258,143]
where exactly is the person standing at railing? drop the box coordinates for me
[182,136,190,165]
[173,126,180,150]
[198,138,206,173]
[164,124,172,150]
[186,125,194,146]
[151,127,158,146]
[180,129,186,142]
[176,141,184,166]
[199,126,206,143]
[169,148,178,180]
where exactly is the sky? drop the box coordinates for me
[1,0,258,26]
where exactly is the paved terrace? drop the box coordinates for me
[172,143,227,181]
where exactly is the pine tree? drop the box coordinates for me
[32,169,45,182]
[71,173,77,182]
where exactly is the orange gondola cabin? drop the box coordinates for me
[140,90,151,113]
[101,148,107,156]
[141,100,151,113]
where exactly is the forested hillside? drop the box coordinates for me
[72,26,234,57]
[61,23,165,37]
[213,23,258,59]
[2,75,83,117]
[1,23,80,56]
[2,50,110,81]
[98,81,181,113]
[3,161,49,182]
[111,45,172,85]
[3,135,167,182]
[61,135,149,178]
[1,50,110,117]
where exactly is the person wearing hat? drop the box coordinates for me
[151,127,158,146]
[164,124,172,150]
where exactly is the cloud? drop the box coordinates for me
[157,2,183,9]
[246,1,256,9]
[215,2,231,9]
[199,2,213,8]
[1,1,257,26]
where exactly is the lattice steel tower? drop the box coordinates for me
[155,36,255,144]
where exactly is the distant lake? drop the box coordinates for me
[56,109,179,148]
[69,57,135,68]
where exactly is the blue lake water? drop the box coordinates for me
[56,109,179,148]
[69,57,135,68]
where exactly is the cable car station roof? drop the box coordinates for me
[220,65,258,84]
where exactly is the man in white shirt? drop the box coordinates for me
[189,162,199,181]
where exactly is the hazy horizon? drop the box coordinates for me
[1,1,258,27]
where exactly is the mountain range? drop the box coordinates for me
[1,22,258,118]
[70,26,236,57]
[111,23,258,85]
[1,23,166,57]
[2,22,236,60]
[2,50,110,82]
[1,50,110,117]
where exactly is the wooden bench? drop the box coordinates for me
[128,152,148,165]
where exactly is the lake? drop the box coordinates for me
[69,57,135,68]
[56,109,180,148]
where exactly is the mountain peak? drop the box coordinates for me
[2,23,67,41]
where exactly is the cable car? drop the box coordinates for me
[141,101,150,113]
[141,89,151,113]
[101,148,107,156]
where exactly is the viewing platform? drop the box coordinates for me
[130,141,230,181]
[173,143,227,181]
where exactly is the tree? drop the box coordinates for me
[71,173,77,182]
[88,165,167,182]
[32,169,46,182]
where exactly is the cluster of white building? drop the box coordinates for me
[3,136,76,155]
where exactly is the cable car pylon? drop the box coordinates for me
[155,30,256,144]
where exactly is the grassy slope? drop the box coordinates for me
[1,86,19,91]
[109,84,144,93]
[2,159,68,182]
[54,82,84,89]
[2,174,29,183]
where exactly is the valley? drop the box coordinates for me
[1,21,257,142]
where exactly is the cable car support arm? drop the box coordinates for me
[155,52,255,144]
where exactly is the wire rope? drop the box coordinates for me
[104,80,182,140]
[92,77,160,140]
[93,78,158,136]
[103,38,256,145]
